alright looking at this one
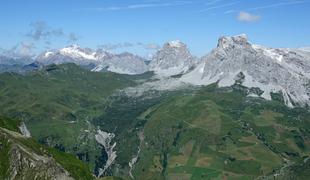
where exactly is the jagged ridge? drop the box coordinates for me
[182,34,310,107]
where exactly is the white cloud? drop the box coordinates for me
[137,42,161,50]
[99,42,160,51]
[249,0,310,11]
[99,42,134,50]
[237,11,261,22]
[19,42,35,56]
[88,1,191,12]
[199,1,240,13]
[1,41,35,57]
[224,1,310,15]
[205,0,225,6]
[27,21,79,43]
[144,43,160,50]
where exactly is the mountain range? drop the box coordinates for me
[1,34,308,108]
[182,34,310,107]
[0,34,309,179]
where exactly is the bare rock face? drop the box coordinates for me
[18,122,31,138]
[95,129,117,177]
[9,145,73,180]
[92,52,148,75]
[182,34,310,107]
[0,128,74,180]
[149,40,197,77]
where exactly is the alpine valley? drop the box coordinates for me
[0,35,309,180]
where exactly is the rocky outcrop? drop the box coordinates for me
[18,122,31,138]
[149,40,197,77]
[92,52,148,75]
[0,127,74,180]
[95,130,117,177]
[182,34,310,107]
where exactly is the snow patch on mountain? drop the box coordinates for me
[181,34,310,107]
[37,46,147,74]
[253,45,284,62]
[59,45,98,60]
[44,51,54,58]
[36,45,110,66]
[167,40,183,48]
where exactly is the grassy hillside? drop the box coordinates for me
[0,64,309,179]
[0,116,94,180]
[0,63,137,172]
[130,85,310,179]
[0,116,20,132]
[0,63,135,119]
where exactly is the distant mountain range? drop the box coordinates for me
[1,41,310,179]
[0,35,310,107]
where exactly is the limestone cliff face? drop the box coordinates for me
[149,40,197,77]
[0,127,74,180]
[182,35,310,107]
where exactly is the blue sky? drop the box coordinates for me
[1,0,310,57]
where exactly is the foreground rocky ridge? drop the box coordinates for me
[0,117,94,180]
[0,128,73,179]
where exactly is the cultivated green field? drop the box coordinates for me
[132,85,310,179]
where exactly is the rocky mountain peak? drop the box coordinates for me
[182,34,310,107]
[217,34,250,49]
[149,40,197,76]
[91,51,148,75]
[59,45,97,60]
[165,40,186,49]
